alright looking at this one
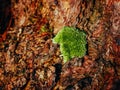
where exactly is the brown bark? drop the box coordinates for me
[0,0,120,90]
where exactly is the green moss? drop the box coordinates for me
[41,26,48,32]
[53,26,87,63]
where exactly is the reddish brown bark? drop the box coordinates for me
[0,0,120,90]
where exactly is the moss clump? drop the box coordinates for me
[53,26,87,63]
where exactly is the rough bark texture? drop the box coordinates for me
[0,0,120,90]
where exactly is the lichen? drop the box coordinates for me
[53,26,87,63]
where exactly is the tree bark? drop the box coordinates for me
[0,0,120,90]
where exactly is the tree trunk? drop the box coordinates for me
[0,0,120,90]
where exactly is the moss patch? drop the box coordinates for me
[53,26,87,63]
